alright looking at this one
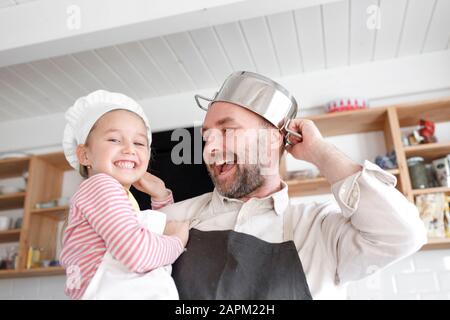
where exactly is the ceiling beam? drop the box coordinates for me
[0,0,340,67]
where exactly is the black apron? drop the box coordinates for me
[172,206,312,300]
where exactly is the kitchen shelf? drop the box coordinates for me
[283,97,450,251]
[0,228,21,243]
[0,152,73,279]
[287,177,329,197]
[412,186,450,195]
[0,266,65,279]
[0,156,30,179]
[286,169,400,197]
[0,192,26,210]
[404,142,450,162]
[31,206,69,220]
[422,238,450,251]
[306,107,387,137]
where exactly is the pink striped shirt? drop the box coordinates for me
[60,173,183,300]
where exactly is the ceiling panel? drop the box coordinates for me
[165,32,217,88]
[240,16,280,76]
[422,0,450,53]
[373,0,408,60]
[322,0,350,67]
[350,0,378,64]
[397,0,436,57]
[213,22,257,72]
[95,46,157,100]
[71,50,134,97]
[141,37,196,92]
[294,5,326,72]
[50,55,105,94]
[0,0,448,123]
[10,63,72,110]
[116,41,177,96]
[0,67,58,113]
[266,11,303,76]
[189,27,234,84]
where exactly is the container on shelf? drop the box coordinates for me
[407,157,428,189]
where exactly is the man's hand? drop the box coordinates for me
[164,220,190,247]
[132,172,170,201]
[285,119,362,184]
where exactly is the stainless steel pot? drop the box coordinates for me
[195,71,302,145]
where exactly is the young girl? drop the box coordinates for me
[60,90,189,300]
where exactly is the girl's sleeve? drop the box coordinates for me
[151,189,175,210]
[74,173,184,273]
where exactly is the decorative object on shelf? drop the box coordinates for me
[375,150,397,170]
[407,157,428,189]
[445,195,450,238]
[35,200,58,209]
[40,260,51,268]
[403,119,438,146]
[49,260,60,267]
[415,193,447,238]
[425,164,439,188]
[432,156,450,187]
[26,246,43,269]
[418,119,437,144]
[0,216,11,231]
[325,97,368,113]
[0,246,18,270]
[14,217,22,229]
[56,197,69,207]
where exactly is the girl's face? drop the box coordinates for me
[77,110,150,189]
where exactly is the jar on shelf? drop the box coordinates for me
[407,157,428,189]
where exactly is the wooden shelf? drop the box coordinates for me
[306,107,387,137]
[0,266,65,279]
[31,206,68,220]
[0,156,30,179]
[0,192,26,210]
[412,186,450,195]
[422,237,450,250]
[386,169,400,175]
[286,168,399,197]
[36,152,72,171]
[404,142,450,162]
[397,98,450,127]
[287,177,330,197]
[0,228,21,243]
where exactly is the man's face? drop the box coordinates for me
[201,102,282,199]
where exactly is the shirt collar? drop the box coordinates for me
[211,181,289,216]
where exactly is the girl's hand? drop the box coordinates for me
[133,172,170,201]
[164,220,190,247]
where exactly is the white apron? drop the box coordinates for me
[82,210,179,300]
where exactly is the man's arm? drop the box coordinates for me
[286,119,427,284]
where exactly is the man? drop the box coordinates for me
[160,71,426,299]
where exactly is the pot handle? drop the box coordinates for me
[283,118,303,146]
[194,94,215,111]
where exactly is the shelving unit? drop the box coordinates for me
[0,152,72,279]
[282,97,450,250]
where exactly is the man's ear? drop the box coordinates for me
[76,144,90,166]
[270,128,284,151]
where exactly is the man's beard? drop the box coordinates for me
[207,163,265,199]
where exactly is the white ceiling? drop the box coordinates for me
[0,0,449,122]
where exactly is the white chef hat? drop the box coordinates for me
[62,90,152,170]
